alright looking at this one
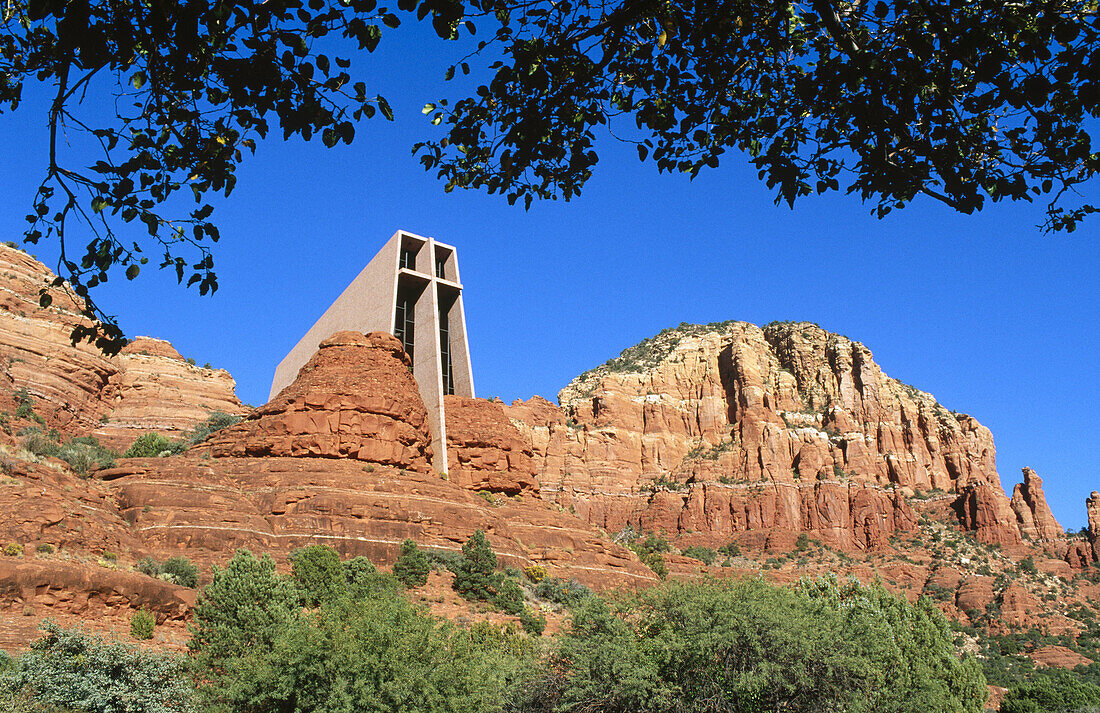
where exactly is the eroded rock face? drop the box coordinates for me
[94,338,247,449]
[0,244,245,448]
[100,456,653,589]
[507,321,1011,547]
[195,332,434,471]
[443,395,538,494]
[1010,468,1064,542]
[952,483,1023,546]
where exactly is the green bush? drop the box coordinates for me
[718,541,741,557]
[160,556,199,588]
[519,606,547,636]
[549,577,987,713]
[795,533,810,551]
[130,609,156,640]
[680,545,717,565]
[392,539,431,588]
[534,577,593,608]
[628,532,671,578]
[0,621,194,713]
[122,433,186,458]
[290,545,348,606]
[20,430,115,473]
[188,549,301,677]
[453,530,499,601]
[189,547,536,713]
[3,543,22,557]
[187,411,242,444]
[1000,668,1100,713]
[138,555,200,588]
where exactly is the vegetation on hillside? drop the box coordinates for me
[0,535,1018,713]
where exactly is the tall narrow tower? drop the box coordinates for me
[270,230,474,472]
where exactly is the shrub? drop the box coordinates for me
[123,433,186,458]
[159,556,200,588]
[0,621,194,713]
[130,609,156,640]
[524,564,548,583]
[453,530,499,600]
[519,606,546,636]
[552,577,987,713]
[1019,556,1038,575]
[3,543,22,557]
[188,549,300,674]
[34,544,52,555]
[392,539,431,588]
[680,545,717,565]
[718,541,741,557]
[534,577,593,608]
[629,532,671,579]
[290,545,348,606]
[1000,667,1100,713]
[20,430,115,474]
[344,556,403,600]
[795,533,810,551]
[187,411,242,444]
[197,589,532,713]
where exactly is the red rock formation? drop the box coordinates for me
[1029,646,1093,669]
[508,321,1012,548]
[195,332,434,471]
[1090,491,1100,561]
[443,395,538,494]
[0,244,245,448]
[953,483,1022,546]
[93,338,247,449]
[1065,491,1100,569]
[1010,468,1064,542]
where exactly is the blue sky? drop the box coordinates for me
[1,23,1097,529]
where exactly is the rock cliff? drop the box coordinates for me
[506,321,1039,548]
[0,244,246,449]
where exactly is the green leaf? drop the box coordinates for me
[125,265,140,280]
[130,71,147,90]
[422,103,436,114]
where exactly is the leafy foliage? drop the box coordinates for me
[392,538,432,588]
[186,412,242,445]
[188,549,301,678]
[20,428,115,473]
[452,529,499,600]
[0,0,421,352]
[533,577,593,609]
[547,576,986,713]
[136,555,200,588]
[416,0,1099,235]
[122,433,187,458]
[130,609,156,640]
[0,621,195,713]
[290,544,348,606]
[679,545,717,565]
[1000,667,1100,713]
[190,546,537,713]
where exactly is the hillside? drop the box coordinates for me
[0,246,1097,704]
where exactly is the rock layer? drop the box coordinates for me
[0,244,245,449]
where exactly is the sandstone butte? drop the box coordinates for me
[0,245,1097,667]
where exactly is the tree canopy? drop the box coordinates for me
[2,0,1097,348]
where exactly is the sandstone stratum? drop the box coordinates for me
[0,244,247,449]
[0,245,1097,671]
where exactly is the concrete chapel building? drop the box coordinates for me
[270,230,474,472]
